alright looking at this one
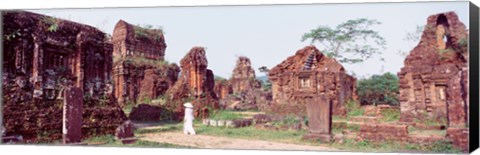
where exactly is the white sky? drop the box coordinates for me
[28,1,469,79]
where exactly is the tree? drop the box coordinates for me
[258,66,272,91]
[301,18,386,64]
[356,72,399,106]
[398,25,424,57]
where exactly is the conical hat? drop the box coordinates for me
[183,102,193,108]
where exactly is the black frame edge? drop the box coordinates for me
[469,1,479,153]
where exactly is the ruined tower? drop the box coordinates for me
[397,12,469,127]
[112,20,179,106]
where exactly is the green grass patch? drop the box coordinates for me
[379,108,400,122]
[208,110,245,120]
[345,100,364,120]
[135,122,183,135]
[122,104,134,115]
[330,138,462,153]
[195,125,315,145]
[83,134,191,148]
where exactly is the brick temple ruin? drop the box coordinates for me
[230,56,261,94]
[166,47,219,120]
[215,56,269,110]
[2,11,127,142]
[112,20,180,106]
[268,46,357,116]
[398,12,469,128]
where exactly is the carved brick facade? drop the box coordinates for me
[268,46,357,116]
[397,12,469,127]
[2,11,127,142]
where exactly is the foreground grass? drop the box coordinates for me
[131,121,461,153]
[331,138,461,153]
[208,110,245,120]
[195,125,318,146]
[84,134,192,148]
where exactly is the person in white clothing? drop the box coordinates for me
[183,102,196,135]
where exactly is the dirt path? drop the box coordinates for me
[139,131,336,151]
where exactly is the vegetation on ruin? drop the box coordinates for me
[3,29,21,41]
[114,55,171,69]
[356,72,399,106]
[134,24,164,42]
[458,37,468,49]
[41,16,60,32]
[379,108,400,122]
[301,18,386,64]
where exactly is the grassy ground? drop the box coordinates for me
[81,119,461,153]
[330,138,461,153]
[83,134,192,148]
[208,110,245,120]
[195,125,314,145]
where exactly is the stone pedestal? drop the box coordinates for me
[302,95,332,143]
[62,87,83,144]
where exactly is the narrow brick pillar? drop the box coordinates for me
[62,87,83,144]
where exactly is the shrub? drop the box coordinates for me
[357,72,399,106]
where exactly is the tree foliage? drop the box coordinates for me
[258,66,272,91]
[301,18,386,64]
[356,72,399,106]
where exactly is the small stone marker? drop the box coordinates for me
[62,87,83,144]
[115,121,136,144]
[302,95,333,142]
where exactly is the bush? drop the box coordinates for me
[357,72,399,106]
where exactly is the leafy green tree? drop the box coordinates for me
[258,66,272,90]
[356,72,399,106]
[301,18,386,64]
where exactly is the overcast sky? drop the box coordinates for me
[28,1,469,79]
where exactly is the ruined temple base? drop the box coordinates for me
[302,133,333,143]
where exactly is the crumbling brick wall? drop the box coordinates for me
[165,47,219,120]
[2,11,127,142]
[398,12,469,127]
[446,127,469,151]
[113,61,180,106]
[214,79,232,100]
[359,124,409,142]
[268,46,357,116]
